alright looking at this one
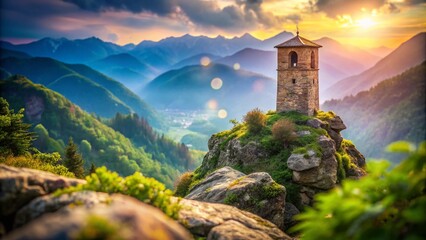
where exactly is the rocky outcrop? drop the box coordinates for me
[2,165,292,240]
[0,164,84,233]
[178,199,291,240]
[5,192,192,240]
[201,137,268,175]
[186,167,286,230]
[290,136,338,190]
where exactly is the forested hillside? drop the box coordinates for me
[323,62,426,162]
[0,75,196,187]
[0,56,162,127]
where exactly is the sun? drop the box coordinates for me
[356,17,376,29]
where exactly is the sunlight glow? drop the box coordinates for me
[356,18,376,29]
[211,77,223,90]
[218,109,227,119]
[200,56,211,66]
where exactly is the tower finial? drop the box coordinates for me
[296,25,299,36]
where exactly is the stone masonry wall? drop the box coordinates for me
[276,47,319,116]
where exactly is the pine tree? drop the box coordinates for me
[0,97,35,156]
[64,137,84,178]
[89,163,96,175]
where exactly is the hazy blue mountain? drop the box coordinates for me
[89,53,159,90]
[131,33,261,70]
[215,48,276,78]
[0,48,31,59]
[323,62,426,163]
[1,37,124,63]
[259,31,294,50]
[324,32,426,101]
[141,63,276,119]
[0,57,161,127]
[170,53,222,70]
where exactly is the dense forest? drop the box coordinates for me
[0,75,197,187]
[323,62,426,163]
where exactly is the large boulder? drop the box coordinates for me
[5,192,192,240]
[186,167,286,230]
[287,150,321,171]
[201,137,268,174]
[0,164,84,232]
[178,198,291,240]
[291,136,338,190]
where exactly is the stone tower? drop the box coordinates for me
[275,32,322,116]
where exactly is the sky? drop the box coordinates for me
[0,0,425,48]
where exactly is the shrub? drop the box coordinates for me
[315,110,336,121]
[243,108,266,134]
[293,141,426,239]
[0,155,75,177]
[56,167,180,219]
[174,172,194,197]
[272,119,297,146]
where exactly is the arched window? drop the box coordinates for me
[311,51,315,69]
[289,51,298,67]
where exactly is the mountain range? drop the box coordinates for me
[0,55,161,127]
[323,61,426,163]
[141,63,276,119]
[323,32,426,101]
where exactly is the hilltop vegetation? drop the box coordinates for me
[323,62,426,163]
[0,75,196,187]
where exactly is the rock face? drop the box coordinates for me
[178,199,291,240]
[290,136,338,190]
[186,167,286,230]
[197,113,366,210]
[0,164,84,232]
[201,138,268,174]
[5,192,192,240]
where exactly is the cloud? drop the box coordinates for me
[62,0,284,30]
[62,0,177,15]
[310,0,387,18]
[285,14,302,24]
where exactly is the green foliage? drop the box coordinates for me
[262,182,284,198]
[315,110,336,121]
[76,215,128,240]
[224,192,239,204]
[243,108,266,135]
[64,137,85,178]
[33,152,61,165]
[57,167,180,219]
[89,163,96,174]
[0,155,75,177]
[271,119,297,146]
[174,172,194,197]
[0,97,35,156]
[293,141,426,239]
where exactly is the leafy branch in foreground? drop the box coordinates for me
[293,141,426,239]
[56,167,180,219]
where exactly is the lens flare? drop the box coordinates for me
[211,77,223,90]
[218,109,227,118]
[200,56,211,66]
[233,63,240,70]
[206,99,218,109]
